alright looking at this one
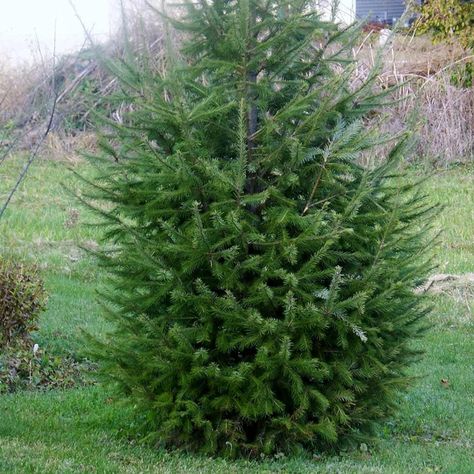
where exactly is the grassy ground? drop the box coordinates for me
[0,156,473,473]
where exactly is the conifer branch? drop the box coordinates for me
[244,0,259,208]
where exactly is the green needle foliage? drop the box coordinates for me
[83,0,436,457]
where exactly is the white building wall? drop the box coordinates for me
[315,0,420,25]
[356,0,408,23]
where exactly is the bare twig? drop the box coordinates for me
[0,28,59,221]
[303,156,328,215]
[0,100,58,221]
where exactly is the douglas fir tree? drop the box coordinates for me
[83,0,435,457]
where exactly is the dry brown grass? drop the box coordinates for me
[41,132,97,164]
[0,61,31,121]
[0,5,168,162]
[353,34,474,166]
[0,59,51,126]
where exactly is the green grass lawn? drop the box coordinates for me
[1,156,473,473]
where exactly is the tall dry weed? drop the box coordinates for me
[353,34,474,166]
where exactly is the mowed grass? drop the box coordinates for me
[0,156,106,356]
[0,156,473,473]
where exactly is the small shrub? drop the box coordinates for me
[415,0,474,50]
[0,343,93,394]
[450,61,473,88]
[0,258,47,346]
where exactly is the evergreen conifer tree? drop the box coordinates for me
[83,0,435,456]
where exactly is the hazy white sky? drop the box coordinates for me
[0,0,119,63]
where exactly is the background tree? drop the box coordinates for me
[415,0,474,50]
[83,0,436,457]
